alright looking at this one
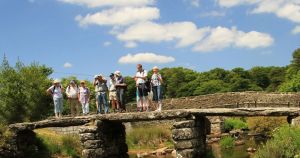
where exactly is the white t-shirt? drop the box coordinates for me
[48,85,63,99]
[136,70,147,84]
[109,79,116,91]
[151,73,162,86]
[79,87,89,104]
[66,85,78,98]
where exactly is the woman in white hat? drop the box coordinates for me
[151,66,163,111]
[47,79,64,118]
[78,80,90,115]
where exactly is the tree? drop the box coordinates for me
[0,57,53,124]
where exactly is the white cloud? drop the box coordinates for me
[190,0,200,7]
[292,26,300,34]
[117,21,210,47]
[193,26,274,52]
[217,0,300,24]
[63,62,73,68]
[75,7,159,27]
[125,41,137,48]
[28,0,35,3]
[103,41,111,46]
[199,11,226,17]
[118,53,175,64]
[58,0,155,8]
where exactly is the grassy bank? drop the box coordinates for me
[31,129,82,158]
[126,124,173,150]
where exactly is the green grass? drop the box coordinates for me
[31,129,82,158]
[126,125,173,150]
[224,118,248,132]
[220,136,235,149]
[254,125,300,158]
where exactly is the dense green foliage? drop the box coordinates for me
[0,57,53,124]
[220,136,235,149]
[255,125,300,158]
[224,118,248,132]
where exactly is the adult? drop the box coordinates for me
[65,80,80,116]
[134,64,149,112]
[94,74,109,114]
[93,75,99,112]
[78,80,90,115]
[151,66,163,111]
[115,71,127,112]
[109,73,119,112]
[47,79,64,118]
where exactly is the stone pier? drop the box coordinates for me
[172,116,206,158]
[79,120,128,158]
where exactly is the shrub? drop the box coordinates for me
[255,125,300,158]
[224,118,248,132]
[0,123,13,148]
[247,116,287,135]
[220,136,235,149]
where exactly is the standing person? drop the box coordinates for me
[94,74,109,114]
[115,71,127,112]
[109,73,119,112]
[47,79,64,118]
[134,64,149,112]
[65,80,80,116]
[93,75,99,113]
[78,80,90,115]
[151,66,163,112]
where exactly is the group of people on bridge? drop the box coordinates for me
[47,64,163,118]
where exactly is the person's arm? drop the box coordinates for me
[93,80,97,86]
[65,86,70,97]
[158,74,163,84]
[47,86,54,95]
[77,89,81,102]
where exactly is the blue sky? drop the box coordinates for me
[1,0,299,80]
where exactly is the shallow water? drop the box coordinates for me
[129,135,262,158]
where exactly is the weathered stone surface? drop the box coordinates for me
[176,148,205,158]
[79,126,98,134]
[292,116,300,126]
[82,148,104,158]
[163,91,300,110]
[80,133,95,141]
[173,120,196,128]
[172,128,201,140]
[82,140,102,149]
[174,138,204,149]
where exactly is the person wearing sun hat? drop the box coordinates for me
[115,70,127,112]
[47,79,64,118]
[94,74,109,114]
[109,73,119,112]
[151,66,163,112]
[66,80,80,116]
[78,80,90,115]
[93,75,100,112]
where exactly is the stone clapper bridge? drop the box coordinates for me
[9,107,300,158]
